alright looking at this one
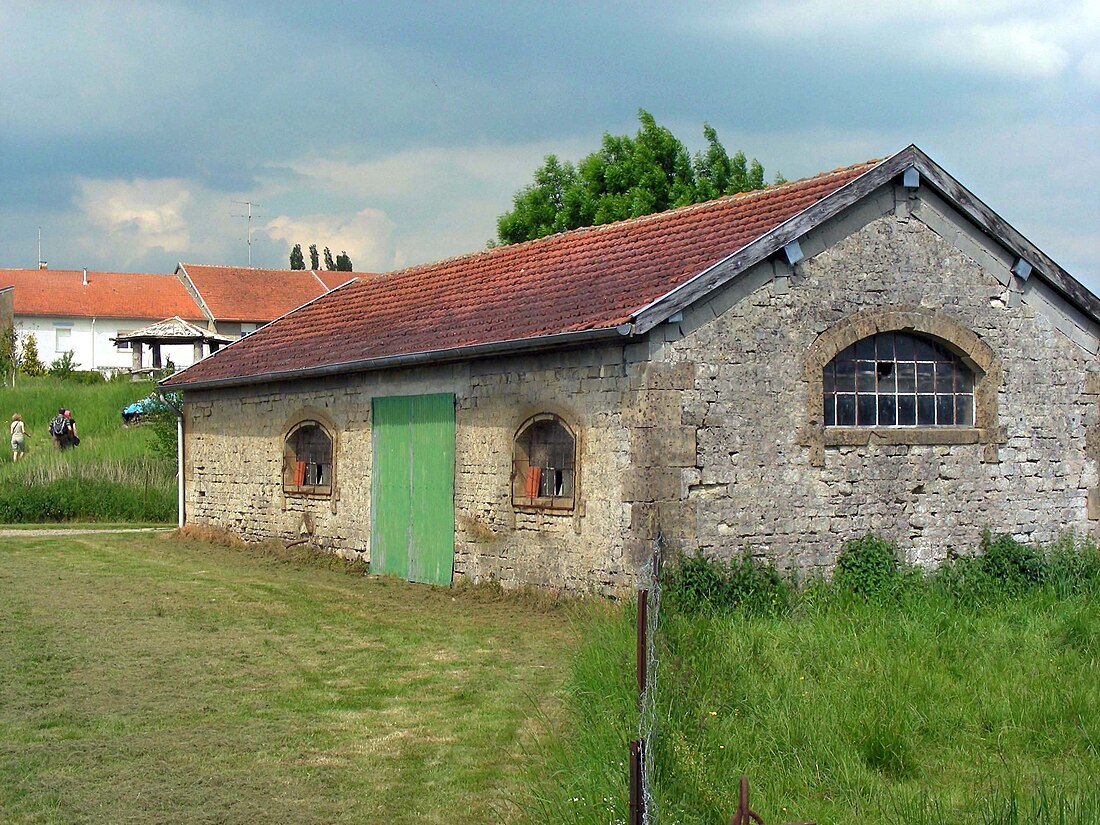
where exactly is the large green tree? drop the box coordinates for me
[496,109,781,245]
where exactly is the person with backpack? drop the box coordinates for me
[49,408,67,449]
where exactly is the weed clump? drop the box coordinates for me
[664,550,791,616]
[833,533,902,601]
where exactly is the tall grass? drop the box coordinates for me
[0,376,175,522]
[526,535,1100,824]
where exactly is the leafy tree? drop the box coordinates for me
[335,251,353,271]
[19,333,46,377]
[289,244,305,270]
[496,109,780,245]
[309,244,320,270]
[323,247,335,271]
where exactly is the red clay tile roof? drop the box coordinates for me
[177,264,365,322]
[0,269,204,321]
[164,160,882,388]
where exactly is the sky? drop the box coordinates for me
[1,2,1097,292]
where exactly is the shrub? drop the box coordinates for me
[49,350,77,378]
[833,533,901,600]
[664,550,791,616]
[69,370,106,385]
[979,530,1046,594]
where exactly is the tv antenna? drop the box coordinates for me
[231,201,263,266]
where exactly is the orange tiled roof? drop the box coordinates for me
[164,160,882,387]
[178,265,366,322]
[0,269,204,321]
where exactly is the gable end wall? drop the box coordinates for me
[646,187,1099,571]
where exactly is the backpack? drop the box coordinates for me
[49,415,67,437]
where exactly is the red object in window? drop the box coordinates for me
[294,461,306,486]
[525,466,541,498]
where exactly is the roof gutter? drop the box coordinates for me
[161,324,635,392]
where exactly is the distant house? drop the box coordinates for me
[164,146,1100,595]
[0,268,206,373]
[174,264,352,339]
[0,264,357,373]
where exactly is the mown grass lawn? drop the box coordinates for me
[0,532,581,824]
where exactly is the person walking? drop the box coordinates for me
[49,407,67,449]
[10,413,26,462]
[63,410,79,448]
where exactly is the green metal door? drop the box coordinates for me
[371,394,456,585]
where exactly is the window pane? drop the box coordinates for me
[875,332,895,359]
[936,394,955,424]
[856,361,876,392]
[876,361,896,392]
[935,362,955,392]
[896,362,915,393]
[823,363,835,393]
[878,395,896,426]
[823,395,836,426]
[856,336,875,359]
[857,394,877,426]
[837,393,856,425]
[915,336,938,361]
[835,359,855,391]
[898,395,916,425]
[956,394,974,426]
[956,369,974,393]
[917,395,936,425]
[894,333,915,360]
[917,362,935,393]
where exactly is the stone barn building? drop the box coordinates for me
[162,146,1100,595]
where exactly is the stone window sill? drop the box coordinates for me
[513,497,575,514]
[283,485,333,499]
[824,427,982,446]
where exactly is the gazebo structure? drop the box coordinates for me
[113,316,234,372]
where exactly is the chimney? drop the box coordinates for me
[82,268,88,286]
[38,261,48,270]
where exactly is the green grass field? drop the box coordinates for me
[0,531,580,824]
[531,551,1100,825]
[0,376,175,522]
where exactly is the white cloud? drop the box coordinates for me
[933,20,1070,79]
[76,178,193,258]
[706,0,1098,82]
[281,140,587,202]
[264,209,400,272]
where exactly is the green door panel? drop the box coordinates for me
[371,394,455,585]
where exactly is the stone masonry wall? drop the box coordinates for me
[184,345,652,595]
[646,185,1100,572]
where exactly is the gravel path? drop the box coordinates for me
[0,527,173,537]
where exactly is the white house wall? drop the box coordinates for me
[16,316,198,372]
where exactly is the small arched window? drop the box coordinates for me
[823,332,975,427]
[283,421,333,495]
[513,414,576,511]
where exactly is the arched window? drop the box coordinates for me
[823,332,975,427]
[513,414,576,511]
[283,421,333,495]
